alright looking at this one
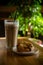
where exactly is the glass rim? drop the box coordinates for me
[4,19,19,26]
[4,19,14,22]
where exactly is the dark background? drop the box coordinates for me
[0,0,43,6]
[0,0,10,5]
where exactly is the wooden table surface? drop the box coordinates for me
[0,37,43,65]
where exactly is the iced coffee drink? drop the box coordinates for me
[4,20,19,51]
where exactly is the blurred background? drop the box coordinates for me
[0,0,43,40]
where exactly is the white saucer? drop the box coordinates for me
[12,47,39,56]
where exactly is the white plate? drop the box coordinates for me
[12,47,39,56]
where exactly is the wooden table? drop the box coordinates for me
[0,37,43,65]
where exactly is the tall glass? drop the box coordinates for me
[4,20,19,51]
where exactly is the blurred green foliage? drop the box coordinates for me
[29,15,43,38]
[9,0,43,37]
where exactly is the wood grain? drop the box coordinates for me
[0,6,16,12]
[0,37,43,65]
